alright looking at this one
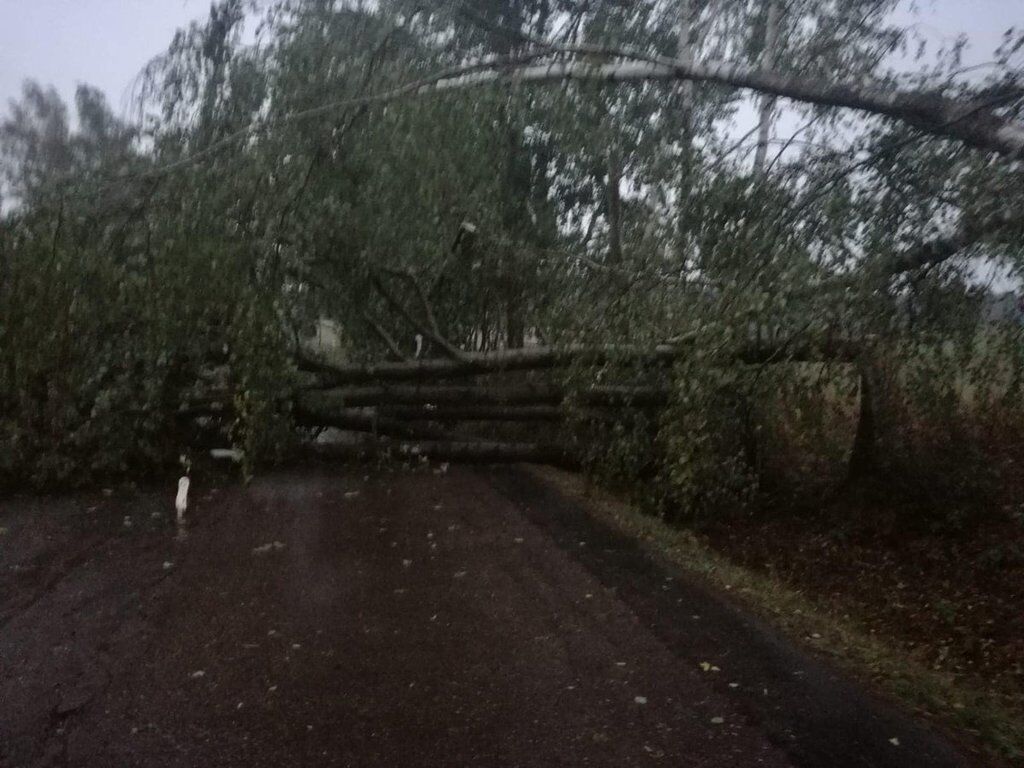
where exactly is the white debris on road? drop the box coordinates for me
[252,541,286,555]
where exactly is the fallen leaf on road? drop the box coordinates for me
[634,696,648,705]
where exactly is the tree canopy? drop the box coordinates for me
[2,0,1022,506]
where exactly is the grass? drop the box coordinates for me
[529,465,1024,764]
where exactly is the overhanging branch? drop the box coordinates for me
[425,52,1024,160]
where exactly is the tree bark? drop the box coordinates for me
[307,436,579,468]
[295,406,452,441]
[299,335,861,387]
[379,405,568,422]
[298,343,686,384]
[298,383,671,409]
[677,0,696,148]
[752,0,782,177]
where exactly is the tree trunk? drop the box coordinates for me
[379,405,568,422]
[297,343,686,384]
[506,296,526,349]
[298,383,671,409]
[298,336,860,386]
[677,0,696,140]
[295,406,451,441]
[307,437,578,468]
[424,56,1024,160]
[847,365,877,483]
[606,147,624,264]
[752,0,781,177]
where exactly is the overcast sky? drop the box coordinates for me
[1,1,1021,123]
[0,0,210,117]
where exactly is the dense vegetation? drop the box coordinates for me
[1,0,1023,525]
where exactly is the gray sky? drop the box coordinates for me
[0,0,209,117]
[1,1,1021,123]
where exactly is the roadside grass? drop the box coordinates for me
[530,465,1024,764]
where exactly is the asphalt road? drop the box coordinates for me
[0,466,977,767]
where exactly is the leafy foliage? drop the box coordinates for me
[1,0,1022,508]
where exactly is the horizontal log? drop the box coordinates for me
[295,406,451,441]
[306,436,579,468]
[304,404,623,425]
[298,343,686,384]
[298,384,671,409]
[379,405,567,422]
[299,334,864,388]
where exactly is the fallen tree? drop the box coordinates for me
[377,405,566,422]
[301,403,572,424]
[306,435,579,468]
[149,40,1024,185]
[426,52,1024,159]
[299,337,861,385]
[295,406,453,441]
[297,383,672,409]
[297,343,685,384]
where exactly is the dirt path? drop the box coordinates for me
[0,467,977,767]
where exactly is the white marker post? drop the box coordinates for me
[175,476,190,525]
